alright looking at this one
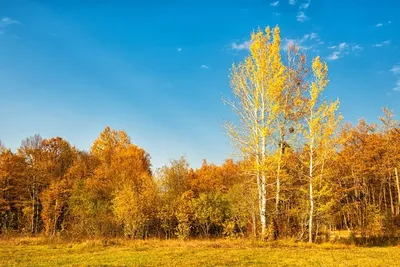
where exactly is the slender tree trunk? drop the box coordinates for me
[343,213,350,231]
[35,183,40,233]
[309,176,314,242]
[383,184,387,212]
[31,179,39,234]
[345,196,352,231]
[53,200,59,236]
[395,167,400,215]
[260,173,267,239]
[31,183,35,233]
[256,157,267,239]
[275,157,281,217]
[389,178,395,216]
[309,139,314,243]
[252,209,257,238]
[256,169,262,221]
[315,221,320,242]
[275,140,283,239]
[372,190,376,207]
[260,94,268,240]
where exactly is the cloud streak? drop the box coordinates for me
[0,17,19,26]
[297,11,309,22]
[327,43,348,60]
[391,64,400,91]
[352,44,363,51]
[300,0,311,9]
[393,80,400,92]
[327,52,340,61]
[327,42,363,61]
[375,21,392,27]
[390,65,400,75]
[283,32,322,51]
[270,1,279,6]
[373,40,391,47]
[0,17,20,34]
[231,40,251,51]
[296,1,311,22]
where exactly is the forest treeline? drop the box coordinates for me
[1,26,399,243]
[0,116,399,242]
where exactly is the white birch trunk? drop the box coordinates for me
[309,121,314,244]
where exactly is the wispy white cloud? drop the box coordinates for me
[177,48,182,52]
[373,40,391,47]
[303,32,319,41]
[289,0,296,5]
[282,32,322,51]
[338,42,348,50]
[327,42,362,61]
[200,65,209,69]
[0,17,19,26]
[296,11,309,22]
[295,1,311,22]
[393,80,400,91]
[270,1,279,6]
[352,44,363,51]
[389,64,400,91]
[390,64,400,75]
[327,42,348,61]
[300,0,311,9]
[0,17,20,34]
[231,40,251,51]
[376,21,392,27]
[327,52,340,61]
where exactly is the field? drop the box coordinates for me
[0,238,399,266]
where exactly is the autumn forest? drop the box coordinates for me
[1,26,400,246]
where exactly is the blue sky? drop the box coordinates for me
[0,0,399,169]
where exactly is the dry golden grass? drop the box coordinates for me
[0,237,399,266]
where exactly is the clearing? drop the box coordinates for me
[0,238,398,266]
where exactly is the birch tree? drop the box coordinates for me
[225,26,285,239]
[303,56,341,242]
[273,45,309,236]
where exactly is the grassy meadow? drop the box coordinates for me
[1,237,399,266]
